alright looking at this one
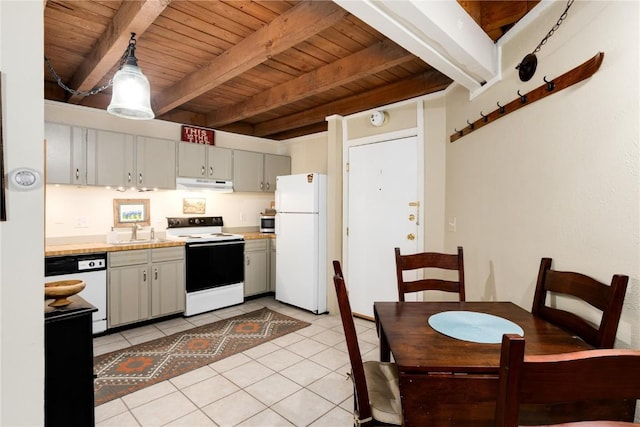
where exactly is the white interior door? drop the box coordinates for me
[347,136,420,318]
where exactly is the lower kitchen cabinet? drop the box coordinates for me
[151,247,185,317]
[269,238,276,292]
[244,239,268,297]
[108,247,185,328]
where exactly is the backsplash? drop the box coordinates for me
[46,185,274,239]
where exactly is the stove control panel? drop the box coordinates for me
[167,216,224,228]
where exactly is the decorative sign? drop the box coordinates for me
[181,125,215,145]
[183,197,206,214]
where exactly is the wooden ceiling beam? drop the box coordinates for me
[254,70,452,138]
[67,0,170,104]
[206,40,414,128]
[153,1,349,116]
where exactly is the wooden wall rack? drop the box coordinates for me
[450,52,604,143]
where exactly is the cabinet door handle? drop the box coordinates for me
[201,166,205,176]
[154,268,158,280]
[128,172,132,183]
[209,166,213,176]
[139,173,143,184]
[75,168,80,180]
[246,256,250,266]
[143,270,147,282]
[266,182,270,190]
[260,182,264,190]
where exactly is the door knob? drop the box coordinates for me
[407,233,415,240]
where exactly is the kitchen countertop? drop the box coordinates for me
[45,232,275,257]
[45,240,186,256]
[241,232,276,240]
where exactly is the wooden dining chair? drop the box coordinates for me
[394,246,465,302]
[332,261,402,426]
[495,333,640,427]
[531,258,628,349]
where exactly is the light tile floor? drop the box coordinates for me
[94,296,380,426]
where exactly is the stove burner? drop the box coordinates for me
[165,216,243,243]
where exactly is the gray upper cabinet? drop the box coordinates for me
[233,150,263,192]
[136,137,176,190]
[233,150,290,192]
[45,122,87,185]
[264,154,291,192]
[87,129,135,188]
[45,123,285,192]
[86,130,176,190]
[177,142,232,181]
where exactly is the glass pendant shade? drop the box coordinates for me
[107,64,154,120]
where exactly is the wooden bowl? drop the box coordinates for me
[45,280,86,307]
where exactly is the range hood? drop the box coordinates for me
[176,177,233,192]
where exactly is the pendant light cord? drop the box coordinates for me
[45,33,137,98]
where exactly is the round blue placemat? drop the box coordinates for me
[428,311,524,344]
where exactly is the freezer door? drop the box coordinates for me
[275,173,323,213]
[275,212,326,313]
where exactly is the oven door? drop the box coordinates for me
[185,240,244,293]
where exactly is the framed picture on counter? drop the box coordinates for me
[113,199,150,227]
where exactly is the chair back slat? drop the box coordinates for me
[531,258,628,348]
[496,334,640,427]
[332,260,372,423]
[395,246,465,302]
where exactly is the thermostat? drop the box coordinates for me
[8,167,42,191]
[369,110,387,127]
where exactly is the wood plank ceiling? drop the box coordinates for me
[44,0,539,140]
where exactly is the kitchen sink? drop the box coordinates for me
[111,239,170,245]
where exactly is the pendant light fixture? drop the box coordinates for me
[45,33,154,120]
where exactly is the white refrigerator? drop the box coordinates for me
[275,173,327,314]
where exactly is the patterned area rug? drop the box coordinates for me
[93,308,310,406]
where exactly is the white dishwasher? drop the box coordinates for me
[45,253,107,334]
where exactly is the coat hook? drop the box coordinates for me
[497,101,505,114]
[518,90,527,103]
[466,119,474,130]
[480,111,488,122]
[455,128,462,136]
[543,76,555,91]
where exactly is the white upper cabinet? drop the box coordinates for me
[177,142,233,181]
[45,122,87,185]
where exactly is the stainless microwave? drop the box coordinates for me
[260,214,275,233]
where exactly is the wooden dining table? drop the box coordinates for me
[373,301,635,426]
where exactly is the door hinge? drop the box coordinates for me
[346,162,349,172]
[346,227,349,236]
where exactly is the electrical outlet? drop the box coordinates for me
[74,216,88,228]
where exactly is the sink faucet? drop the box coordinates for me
[131,223,142,240]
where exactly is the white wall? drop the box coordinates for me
[45,186,274,239]
[0,1,44,425]
[445,1,639,348]
[283,132,328,175]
